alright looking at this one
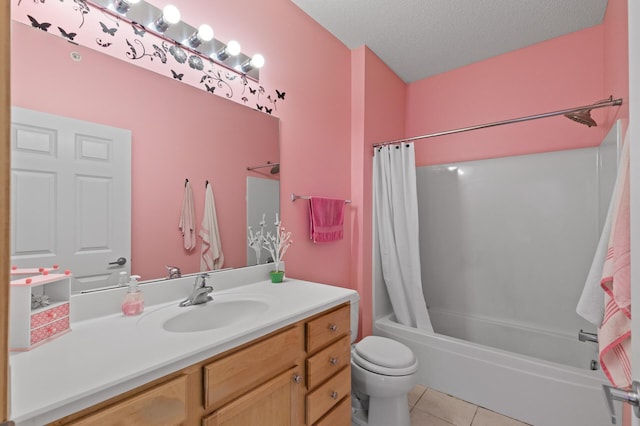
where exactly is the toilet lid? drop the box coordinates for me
[353,336,418,376]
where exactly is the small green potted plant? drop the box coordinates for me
[263,213,292,283]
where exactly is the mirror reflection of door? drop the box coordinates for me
[11,107,131,293]
[246,176,279,265]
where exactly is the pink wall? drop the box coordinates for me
[351,46,406,338]
[11,22,279,281]
[406,26,609,166]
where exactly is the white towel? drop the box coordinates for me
[179,181,196,251]
[200,182,224,271]
[576,187,615,325]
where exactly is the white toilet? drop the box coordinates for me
[350,301,418,426]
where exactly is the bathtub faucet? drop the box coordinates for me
[578,329,598,344]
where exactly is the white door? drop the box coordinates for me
[630,0,640,424]
[10,107,131,292]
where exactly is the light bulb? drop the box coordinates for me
[187,24,213,48]
[197,24,214,42]
[226,40,241,56]
[152,4,180,33]
[250,53,265,69]
[162,5,181,24]
[214,40,241,61]
[113,0,140,14]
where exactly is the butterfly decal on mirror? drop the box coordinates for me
[99,21,117,36]
[27,15,51,32]
[171,70,184,80]
[58,27,77,42]
[131,22,146,37]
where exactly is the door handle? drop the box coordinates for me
[603,381,640,424]
[108,257,127,266]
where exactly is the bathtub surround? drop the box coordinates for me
[373,143,432,331]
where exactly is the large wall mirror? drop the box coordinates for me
[10,21,280,292]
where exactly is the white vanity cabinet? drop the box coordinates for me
[9,272,71,351]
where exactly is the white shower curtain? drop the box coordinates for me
[373,143,433,331]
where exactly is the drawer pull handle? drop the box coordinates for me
[329,357,338,366]
[292,374,302,384]
[330,391,339,400]
[328,324,338,332]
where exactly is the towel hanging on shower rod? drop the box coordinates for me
[373,96,623,149]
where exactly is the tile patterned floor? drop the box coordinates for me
[408,385,531,426]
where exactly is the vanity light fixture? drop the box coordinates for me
[240,53,265,72]
[152,4,181,33]
[214,40,241,61]
[112,0,140,14]
[186,24,214,48]
[90,0,265,80]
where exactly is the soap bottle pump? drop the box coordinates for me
[122,274,144,316]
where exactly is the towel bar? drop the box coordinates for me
[290,193,352,203]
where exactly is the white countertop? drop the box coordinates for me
[9,277,359,425]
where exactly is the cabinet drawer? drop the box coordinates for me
[30,316,69,346]
[69,375,187,426]
[314,395,351,426]
[306,366,351,425]
[31,303,69,329]
[204,325,303,410]
[306,305,350,354]
[306,334,350,389]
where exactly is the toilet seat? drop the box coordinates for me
[352,336,418,376]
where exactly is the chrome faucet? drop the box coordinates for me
[166,265,182,279]
[179,273,213,307]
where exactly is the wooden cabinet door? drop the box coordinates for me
[203,367,303,426]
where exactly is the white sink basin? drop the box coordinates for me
[162,299,270,333]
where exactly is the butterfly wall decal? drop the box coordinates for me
[171,70,184,80]
[28,15,51,32]
[276,89,286,100]
[249,87,257,95]
[205,84,215,93]
[99,22,117,36]
[256,104,264,111]
[58,27,77,41]
[265,107,273,114]
[132,22,146,37]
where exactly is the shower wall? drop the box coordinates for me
[415,129,619,354]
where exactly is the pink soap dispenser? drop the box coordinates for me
[122,274,144,316]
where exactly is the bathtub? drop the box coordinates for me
[374,314,617,426]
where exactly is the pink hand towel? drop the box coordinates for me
[309,197,346,243]
[599,134,631,389]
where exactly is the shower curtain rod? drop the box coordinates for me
[372,97,623,148]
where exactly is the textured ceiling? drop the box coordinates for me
[290,0,608,83]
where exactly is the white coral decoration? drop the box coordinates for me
[247,213,266,265]
[263,213,292,272]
